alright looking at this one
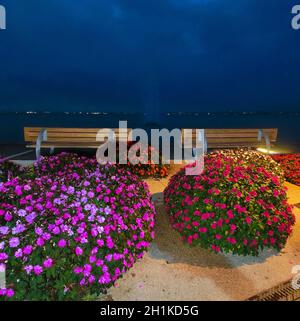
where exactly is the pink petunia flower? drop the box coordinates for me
[58,239,67,248]
[9,237,20,248]
[6,289,14,298]
[24,265,33,274]
[245,217,252,224]
[33,265,43,275]
[43,258,54,269]
[75,246,83,256]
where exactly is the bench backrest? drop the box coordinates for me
[24,127,278,149]
[24,127,133,143]
[181,128,278,148]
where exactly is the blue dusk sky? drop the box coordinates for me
[0,0,299,113]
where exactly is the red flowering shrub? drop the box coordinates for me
[272,154,300,187]
[0,154,155,300]
[122,144,169,178]
[164,153,295,256]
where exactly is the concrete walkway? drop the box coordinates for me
[108,176,300,301]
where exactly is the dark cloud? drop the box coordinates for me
[0,0,299,112]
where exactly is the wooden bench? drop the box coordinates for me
[24,127,133,159]
[25,127,278,160]
[181,128,278,153]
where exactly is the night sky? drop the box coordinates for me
[0,0,299,113]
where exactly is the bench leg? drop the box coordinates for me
[36,129,47,160]
[193,129,207,158]
[258,129,271,153]
[264,133,271,153]
[199,129,208,154]
[50,147,55,155]
[192,148,196,158]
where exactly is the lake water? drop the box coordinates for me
[0,112,299,150]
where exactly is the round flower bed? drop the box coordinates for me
[0,156,155,300]
[164,152,295,256]
[122,144,169,178]
[272,154,300,187]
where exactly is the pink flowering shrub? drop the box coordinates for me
[32,152,98,179]
[0,156,155,300]
[215,149,284,183]
[0,158,24,183]
[164,153,295,256]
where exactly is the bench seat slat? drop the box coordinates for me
[26,132,129,137]
[25,127,129,133]
[183,134,277,140]
[27,138,128,143]
[25,134,129,141]
[26,143,105,149]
